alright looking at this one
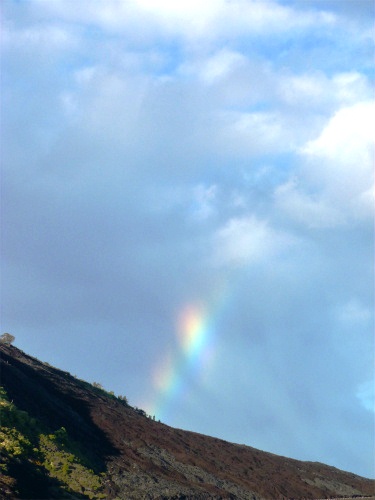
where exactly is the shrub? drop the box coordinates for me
[0,333,15,344]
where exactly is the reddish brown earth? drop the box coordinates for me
[1,344,374,499]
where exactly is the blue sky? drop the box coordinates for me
[1,0,374,478]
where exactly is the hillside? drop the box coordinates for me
[0,343,374,500]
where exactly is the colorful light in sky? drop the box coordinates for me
[148,283,230,421]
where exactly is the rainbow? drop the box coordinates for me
[147,283,230,421]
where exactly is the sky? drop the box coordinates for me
[1,0,374,479]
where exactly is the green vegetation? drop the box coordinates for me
[0,386,105,499]
[39,432,104,498]
[90,381,128,406]
[89,381,154,420]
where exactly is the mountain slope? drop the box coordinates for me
[0,344,374,500]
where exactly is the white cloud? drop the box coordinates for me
[217,110,293,157]
[302,100,374,162]
[2,11,78,53]
[195,49,247,85]
[332,72,373,104]
[302,100,374,215]
[275,180,344,228]
[278,71,372,110]
[28,0,335,42]
[213,215,294,267]
[278,73,326,106]
[275,101,374,227]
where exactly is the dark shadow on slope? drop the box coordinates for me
[0,345,119,472]
[6,458,86,499]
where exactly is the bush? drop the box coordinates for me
[0,333,15,344]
